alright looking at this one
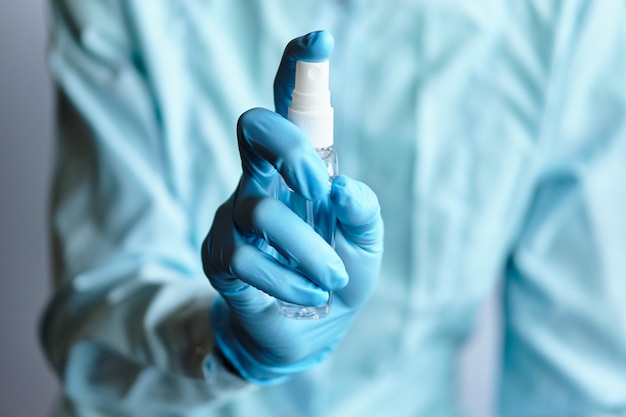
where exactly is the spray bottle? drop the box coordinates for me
[275,60,337,319]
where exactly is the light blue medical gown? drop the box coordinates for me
[42,0,626,416]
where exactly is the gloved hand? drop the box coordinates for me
[202,31,383,384]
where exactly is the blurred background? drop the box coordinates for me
[0,1,58,416]
[0,1,500,416]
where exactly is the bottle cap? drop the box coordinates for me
[288,60,334,148]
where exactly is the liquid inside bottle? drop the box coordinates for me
[266,59,337,319]
[274,146,337,319]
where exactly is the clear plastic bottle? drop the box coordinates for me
[275,60,337,319]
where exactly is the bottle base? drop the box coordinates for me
[275,293,332,320]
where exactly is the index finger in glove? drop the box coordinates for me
[274,30,334,118]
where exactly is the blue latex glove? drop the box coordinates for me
[202,31,384,384]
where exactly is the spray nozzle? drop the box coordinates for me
[288,61,334,149]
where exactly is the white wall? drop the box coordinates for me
[460,289,501,417]
[0,1,58,416]
[0,1,500,416]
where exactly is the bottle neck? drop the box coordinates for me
[315,146,337,178]
[316,146,336,166]
[315,145,334,156]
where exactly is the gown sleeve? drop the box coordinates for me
[41,0,252,413]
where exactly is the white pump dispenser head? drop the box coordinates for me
[288,60,334,149]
